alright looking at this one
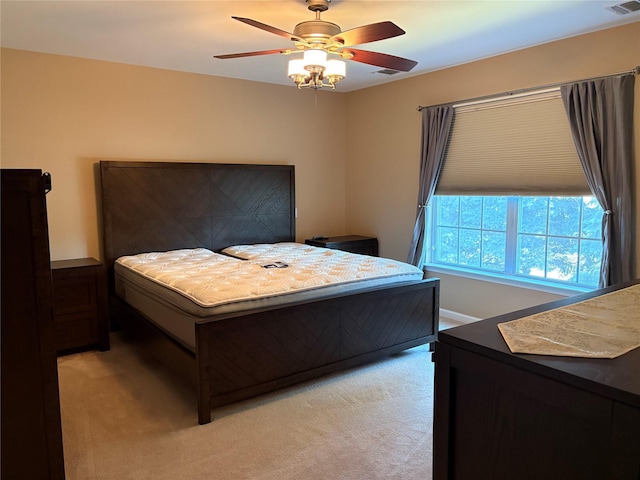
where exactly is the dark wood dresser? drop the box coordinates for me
[433,280,640,480]
[52,257,110,354]
[305,235,379,256]
[1,169,66,480]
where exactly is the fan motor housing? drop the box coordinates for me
[294,20,341,43]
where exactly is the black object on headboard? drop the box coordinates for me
[99,161,295,284]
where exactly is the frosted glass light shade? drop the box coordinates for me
[325,59,346,78]
[303,49,327,69]
[288,58,307,77]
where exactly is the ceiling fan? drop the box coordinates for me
[214,0,417,89]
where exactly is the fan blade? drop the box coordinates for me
[232,17,302,42]
[214,49,290,60]
[332,21,405,46]
[344,48,417,72]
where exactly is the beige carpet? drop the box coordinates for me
[58,333,436,480]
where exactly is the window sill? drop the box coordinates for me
[424,264,595,297]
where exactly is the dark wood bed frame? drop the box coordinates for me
[99,161,440,424]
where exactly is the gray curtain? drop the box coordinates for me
[407,106,454,266]
[561,73,635,287]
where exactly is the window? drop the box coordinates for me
[421,89,602,289]
[429,195,603,288]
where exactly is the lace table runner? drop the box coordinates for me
[498,284,640,358]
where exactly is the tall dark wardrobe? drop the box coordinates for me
[1,169,66,479]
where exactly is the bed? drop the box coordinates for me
[99,161,440,424]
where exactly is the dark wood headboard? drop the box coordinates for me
[99,161,295,285]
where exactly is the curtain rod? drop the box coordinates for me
[416,66,640,111]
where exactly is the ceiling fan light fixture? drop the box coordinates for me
[303,49,327,72]
[325,58,346,83]
[287,50,345,90]
[288,58,307,77]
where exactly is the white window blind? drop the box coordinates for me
[436,89,590,195]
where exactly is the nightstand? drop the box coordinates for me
[305,235,379,256]
[51,257,110,354]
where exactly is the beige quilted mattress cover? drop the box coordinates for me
[115,242,424,316]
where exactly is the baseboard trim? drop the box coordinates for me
[440,308,481,325]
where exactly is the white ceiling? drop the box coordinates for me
[2,1,639,92]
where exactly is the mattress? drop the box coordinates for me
[115,243,424,350]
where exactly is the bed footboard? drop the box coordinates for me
[195,278,439,424]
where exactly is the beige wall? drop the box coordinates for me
[346,22,640,318]
[2,22,639,319]
[1,49,348,261]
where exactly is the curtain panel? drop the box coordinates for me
[407,106,454,266]
[561,73,635,287]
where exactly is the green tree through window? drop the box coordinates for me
[429,196,603,288]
